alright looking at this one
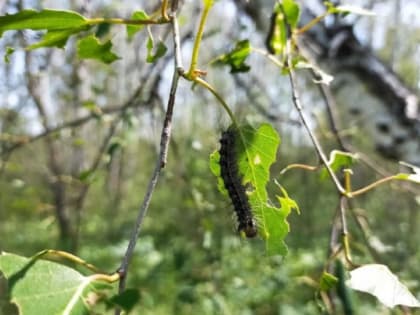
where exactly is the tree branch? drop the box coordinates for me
[115,13,183,311]
[286,43,345,194]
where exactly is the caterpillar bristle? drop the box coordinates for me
[219,127,257,238]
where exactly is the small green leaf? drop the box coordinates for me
[215,39,251,73]
[78,169,95,182]
[77,35,120,64]
[107,289,140,313]
[126,10,149,39]
[320,150,358,179]
[0,9,88,36]
[0,252,106,315]
[282,0,301,28]
[4,47,14,63]
[146,36,167,63]
[267,5,287,55]
[320,272,338,291]
[95,23,111,38]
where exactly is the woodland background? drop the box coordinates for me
[0,0,419,314]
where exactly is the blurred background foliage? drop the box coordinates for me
[0,0,419,314]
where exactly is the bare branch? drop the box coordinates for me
[115,13,184,310]
[286,43,345,194]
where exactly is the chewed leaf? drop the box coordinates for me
[77,35,120,64]
[210,123,297,255]
[0,252,108,315]
[346,264,420,308]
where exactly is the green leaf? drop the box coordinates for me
[95,23,111,38]
[77,35,120,64]
[267,5,287,55]
[282,0,301,28]
[0,252,105,315]
[126,10,149,39]
[107,289,140,313]
[78,169,95,182]
[209,151,229,196]
[320,150,358,179]
[146,36,167,63]
[4,47,14,63]
[320,272,338,291]
[215,39,251,73]
[29,27,88,49]
[210,123,297,256]
[0,9,88,36]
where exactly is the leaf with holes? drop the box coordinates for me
[0,252,110,315]
[210,123,298,255]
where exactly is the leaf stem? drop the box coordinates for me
[187,0,213,78]
[296,12,329,34]
[31,249,104,274]
[339,197,356,267]
[349,175,397,197]
[193,77,238,127]
[161,0,169,21]
[86,17,167,26]
[280,163,318,174]
[251,47,284,68]
[343,169,352,194]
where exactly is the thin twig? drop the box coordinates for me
[314,75,348,151]
[286,42,345,194]
[115,14,183,313]
[73,115,122,251]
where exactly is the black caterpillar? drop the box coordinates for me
[219,127,257,238]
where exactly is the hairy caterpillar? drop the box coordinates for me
[219,127,257,238]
